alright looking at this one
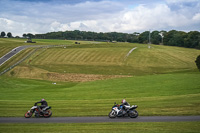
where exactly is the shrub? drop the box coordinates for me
[195,55,200,71]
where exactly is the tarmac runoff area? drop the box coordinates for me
[0,116,200,123]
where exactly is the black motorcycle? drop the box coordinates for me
[109,102,138,118]
[24,103,52,118]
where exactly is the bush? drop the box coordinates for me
[195,55,200,71]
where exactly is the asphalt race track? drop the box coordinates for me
[0,116,200,123]
[0,44,69,67]
[0,45,39,66]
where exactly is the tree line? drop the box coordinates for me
[1,30,200,49]
[28,30,200,49]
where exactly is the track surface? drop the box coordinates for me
[0,44,68,67]
[1,116,200,123]
[0,45,39,66]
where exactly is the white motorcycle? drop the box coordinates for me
[109,102,138,118]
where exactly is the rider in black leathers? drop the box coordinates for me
[119,99,130,116]
[35,99,48,114]
[121,99,130,107]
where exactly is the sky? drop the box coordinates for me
[0,0,200,36]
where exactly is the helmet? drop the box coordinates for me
[121,99,126,103]
[41,99,45,101]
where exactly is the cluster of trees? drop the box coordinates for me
[0,31,12,38]
[138,30,200,49]
[163,30,200,49]
[28,30,200,49]
[2,30,200,49]
[24,31,140,43]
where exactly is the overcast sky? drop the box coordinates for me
[0,0,200,36]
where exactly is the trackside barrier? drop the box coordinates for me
[0,45,69,76]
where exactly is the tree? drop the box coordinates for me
[163,30,186,47]
[195,55,200,71]
[151,31,161,44]
[1,31,6,37]
[23,33,27,38]
[184,31,200,48]
[7,32,12,38]
[138,31,149,43]
[27,33,34,39]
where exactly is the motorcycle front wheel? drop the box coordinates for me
[109,110,117,118]
[129,110,138,118]
[43,110,52,118]
[24,111,33,118]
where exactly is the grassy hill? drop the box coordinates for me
[0,38,74,74]
[1,39,199,81]
[0,38,200,118]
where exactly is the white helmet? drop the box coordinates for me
[41,99,45,101]
[122,99,126,103]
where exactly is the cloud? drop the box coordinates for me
[0,0,199,36]
[115,4,191,31]
[166,0,198,3]
[193,13,200,22]
[0,18,24,34]
[58,2,200,33]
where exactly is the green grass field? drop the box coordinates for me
[0,38,200,132]
[1,122,200,133]
[0,72,200,117]
[18,42,200,76]
[0,38,200,116]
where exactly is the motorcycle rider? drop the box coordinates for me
[121,99,130,107]
[120,99,130,115]
[35,99,48,114]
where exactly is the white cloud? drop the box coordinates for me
[0,0,200,36]
[60,2,199,32]
[193,13,200,21]
[0,18,14,27]
[166,0,198,3]
[0,18,24,34]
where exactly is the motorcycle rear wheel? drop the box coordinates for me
[43,110,52,118]
[24,111,33,118]
[129,110,138,118]
[109,110,116,118]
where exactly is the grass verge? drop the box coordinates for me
[0,122,200,133]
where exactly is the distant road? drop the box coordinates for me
[0,45,40,66]
[0,44,70,67]
[0,116,200,123]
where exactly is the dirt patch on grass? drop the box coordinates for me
[7,66,131,82]
[47,73,131,82]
